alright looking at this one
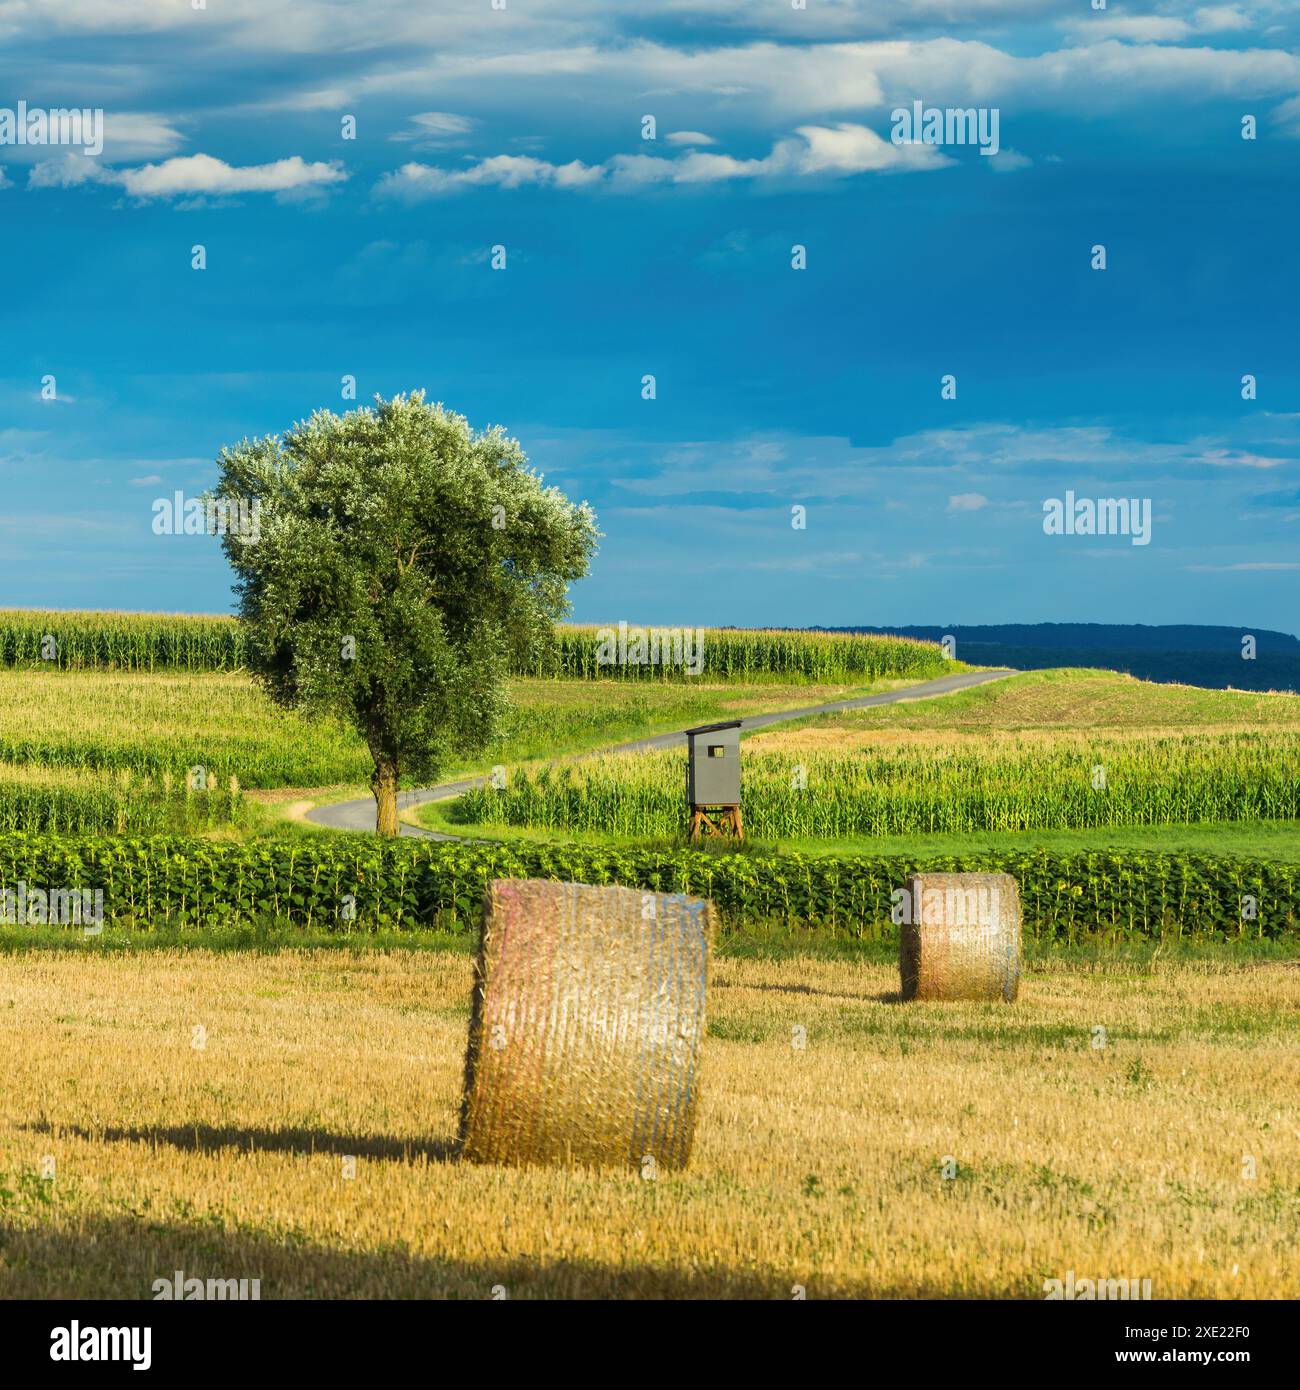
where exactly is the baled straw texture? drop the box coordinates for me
[460,878,714,1170]
[899,872,1021,1003]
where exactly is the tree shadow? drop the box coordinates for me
[22,1119,459,1165]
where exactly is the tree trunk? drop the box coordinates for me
[371,758,399,837]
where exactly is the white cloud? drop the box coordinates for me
[1063,4,1253,42]
[4,7,1296,201]
[26,154,100,188]
[1275,93,1300,135]
[0,110,184,165]
[391,111,476,147]
[101,112,186,160]
[119,153,346,198]
[4,1,1294,163]
[377,154,604,198]
[793,121,949,173]
[1196,447,1286,469]
[376,122,949,199]
[1065,16,1193,43]
[987,148,1033,172]
[607,420,1300,501]
[947,493,990,512]
[28,152,348,199]
[348,34,1300,130]
[0,1,1065,49]
[236,87,351,115]
[1192,6,1254,33]
[0,0,196,37]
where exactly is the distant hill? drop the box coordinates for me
[819,624,1300,694]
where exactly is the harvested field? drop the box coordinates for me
[1,949,1295,1299]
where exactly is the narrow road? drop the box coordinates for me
[304,667,1017,839]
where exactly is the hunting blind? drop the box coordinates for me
[685,720,743,840]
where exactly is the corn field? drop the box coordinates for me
[0,611,949,684]
[0,765,244,835]
[524,625,949,682]
[458,731,1300,838]
[0,670,371,788]
[0,610,247,672]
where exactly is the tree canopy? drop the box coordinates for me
[215,391,598,834]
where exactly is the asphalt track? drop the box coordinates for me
[304,667,1017,839]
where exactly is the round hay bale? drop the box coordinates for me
[898,872,1021,1002]
[459,878,714,1170]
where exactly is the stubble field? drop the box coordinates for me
[1,948,1295,1299]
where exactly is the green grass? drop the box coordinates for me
[0,668,917,800]
[432,674,920,773]
[0,924,475,955]
[0,669,370,789]
[414,797,1300,863]
[772,818,1300,861]
[3,923,1290,965]
[770,665,1300,734]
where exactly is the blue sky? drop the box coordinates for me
[1,0,1298,632]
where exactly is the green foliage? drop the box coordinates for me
[462,733,1300,837]
[215,392,598,801]
[0,834,1291,942]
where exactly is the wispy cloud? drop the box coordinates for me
[987,148,1033,172]
[607,420,1300,501]
[1062,5,1255,43]
[389,111,476,148]
[1186,561,1300,571]
[1197,447,1287,469]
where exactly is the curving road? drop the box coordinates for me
[304,667,1017,839]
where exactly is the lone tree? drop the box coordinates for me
[215,392,598,835]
